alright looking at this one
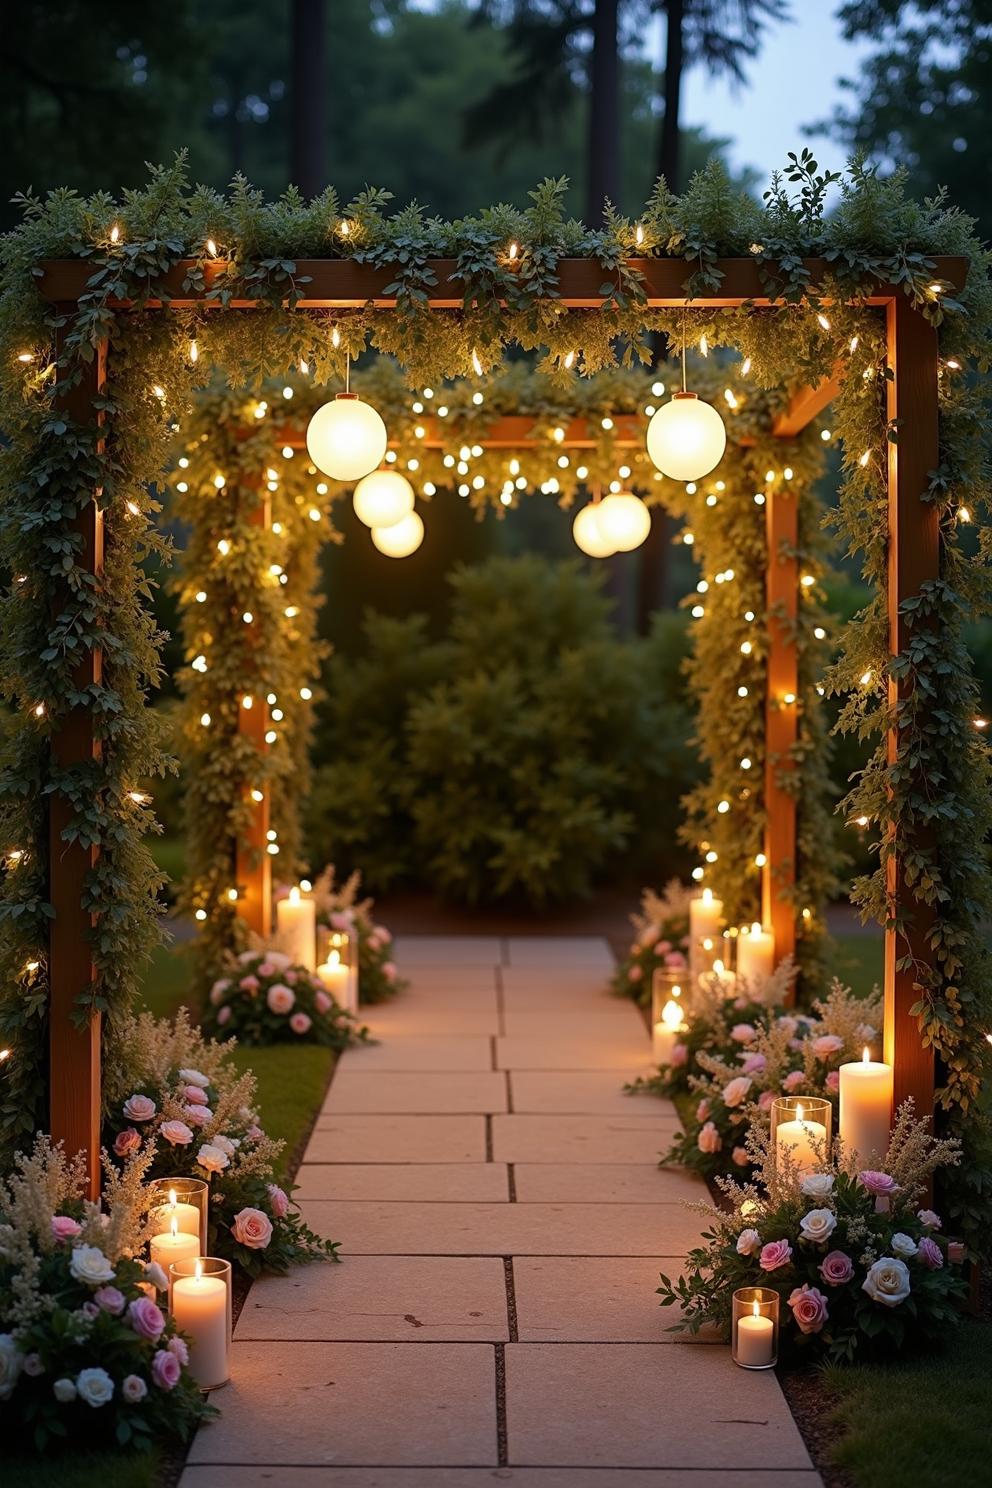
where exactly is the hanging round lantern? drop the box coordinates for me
[353,469,415,529]
[646,392,727,482]
[371,510,424,558]
[306,394,388,482]
[572,502,616,558]
[594,491,651,552]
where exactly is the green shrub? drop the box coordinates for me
[306,555,699,905]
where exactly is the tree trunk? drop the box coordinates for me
[290,0,327,198]
[586,0,620,223]
[636,0,685,634]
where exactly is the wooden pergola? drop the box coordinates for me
[39,254,966,1192]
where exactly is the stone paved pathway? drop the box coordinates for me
[181,935,822,1487]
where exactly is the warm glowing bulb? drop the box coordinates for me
[661,999,683,1029]
[306,395,387,481]
[572,503,616,559]
[371,510,424,558]
[646,394,726,482]
[594,492,650,553]
[353,469,415,529]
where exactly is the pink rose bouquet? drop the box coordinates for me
[203,948,367,1049]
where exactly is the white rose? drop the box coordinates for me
[800,1172,835,1202]
[196,1143,230,1174]
[144,1260,169,1292]
[736,1227,761,1256]
[722,1075,753,1109]
[53,1377,77,1403]
[76,1366,115,1408]
[0,1334,24,1401]
[891,1232,919,1259]
[212,1134,237,1158]
[799,1208,837,1245]
[862,1256,911,1308]
[122,1374,148,1403]
[69,1245,116,1287]
[178,1068,210,1089]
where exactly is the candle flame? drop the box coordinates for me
[661,1000,682,1030]
[329,949,340,969]
[289,886,301,904]
[863,1046,871,1063]
[752,1300,760,1319]
[713,959,725,975]
[750,921,762,936]
[170,1216,178,1239]
[702,888,713,905]
[195,1258,203,1282]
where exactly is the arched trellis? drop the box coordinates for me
[6,240,979,1199]
[170,361,835,995]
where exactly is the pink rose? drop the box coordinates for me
[122,1374,147,1404]
[811,1034,844,1059]
[267,1184,290,1218]
[217,1006,232,1026]
[290,1011,312,1035]
[285,970,299,985]
[167,1335,189,1365]
[330,911,353,931]
[722,1076,752,1108]
[695,1099,711,1123]
[664,951,687,968]
[657,939,672,954]
[183,1085,208,1106]
[51,1215,82,1242]
[918,1209,941,1230]
[209,978,230,1005]
[232,1207,273,1250]
[383,962,397,982]
[94,1285,125,1314]
[80,1301,100,1321]
[257,961,276,978]
[732,1146,749,1166]
[818,1250,854,1287]
[314,990,332,1014]
[759,1238,793,1272]
[376,926,392,944]
[858,1170,898,1199]
[670,1042,688,1068]
[782,1070,805,1093]
[697,1121,721,1154]
[123,1094,156,1122]
[267,983,295,1015]
[627,965,643,984]
[160,1119,194,1146]
[186,1104,215,1126]
[788,1283,829,1334]
[917,1237,943,1270]
[758,1090,776,1112]
[825,1070,840,1094]
[247,1124,264,1142]
[742,1052,766,1076]
[113,1128,141,1158]
[151,1350,180,1391]
[948,1241,966,1264]
[731,1023,756,1044]
[240,975,260,994]
[639,926,659,949]
[128,1297,165,1341]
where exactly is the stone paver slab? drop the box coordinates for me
[500,970,614,1008]
[294,1164,509,1202]
[497,1036,651,1071]
[187,1341,497,1466]
[303,1114,486,1164]
[393,935,502,965]
[510,1072,664,1116]
[512,1256,717,1342]
[364,1005,500,1036]
[507,937,613,970]
[493,1114,676,1165]
[321,1071,507,1115]
[503,1008,645,1039]
[182,1470,823,1487]
[336,1036,494,1072]
[513,1163,707,1206]
[182,1471,823,1487]
[298,1201,701,1256]
[237,1256,509,1341]
[504,1343,813,1470]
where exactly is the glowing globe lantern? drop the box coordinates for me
[353,469,414,529]
[646,392,727,482]
[572,502,616,558]
[306,394,388,482]
[371,510,424,558]
[594,491,651,553]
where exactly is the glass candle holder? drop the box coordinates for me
[149,1177,209,1255]
[651,967,687,1064]
[316,929,357,1013]
[771,1095,832,1178]
[319,927,351,968]
[169,1257,232,1391]
[732,1287,779,1369]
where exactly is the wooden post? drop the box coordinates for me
[884,296,940,1117]
[234,489,272,937]
[49,319,105,1198]
[763,483,798,982]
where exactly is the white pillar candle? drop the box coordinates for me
[171,1262,229,1389]
[839,1049,893,1164]
[154,1189,201,1243]
[275,885,316,970]
[317,948,353,1011]
[689,888,723,945]
[736,921,774,985]
[735,1306,775,1368]
[150,1217,199,1273]
[710,958,737,997]
[775,1103,827,1176]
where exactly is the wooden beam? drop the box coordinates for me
[37,256,970,311]
[48,316,105,1199]
[772,374,842,438]
[883,296,940,1119]
[763,484,799,988]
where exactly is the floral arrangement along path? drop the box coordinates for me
[178,936,820,1486]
